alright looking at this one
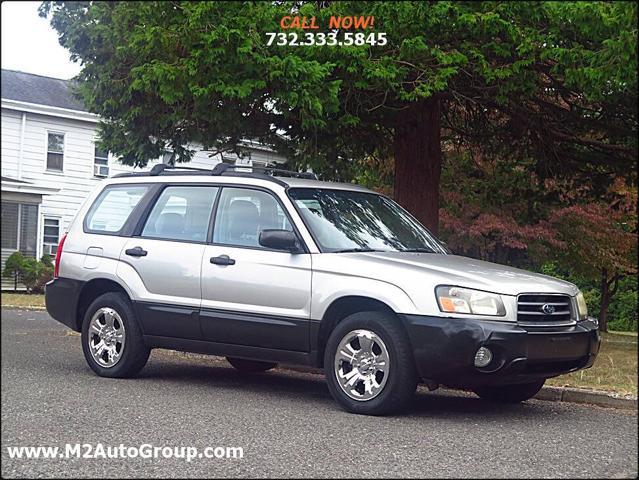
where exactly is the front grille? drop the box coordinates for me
[517,294,575,327]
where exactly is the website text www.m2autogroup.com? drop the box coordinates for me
[5,443,244,462]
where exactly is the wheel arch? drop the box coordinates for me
[315,295,404,368]
[75,278,132,331]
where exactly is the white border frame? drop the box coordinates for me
[42,215,62,257]
[45,130,66,174]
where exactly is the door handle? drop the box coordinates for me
[210,255,235,266]
[125,246,148,257]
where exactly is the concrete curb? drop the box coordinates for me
[1,305,46,311]
[534,385,637,410]
[279,365,638,410]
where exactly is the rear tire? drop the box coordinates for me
[473,380,545,403]
[81,292,150,378]
[324,311,418,415]
[226,357,277,373]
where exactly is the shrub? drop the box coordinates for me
[41,254,53,268]
[2,252,25,291]
[1,253,54,294]
[607,278,638,332]
[21,258,36,291]
[537,262,637,332]
[34,255,54,293]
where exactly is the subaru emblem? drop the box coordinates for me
[542,304,556,315]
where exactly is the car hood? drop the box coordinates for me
[319,252,579,297]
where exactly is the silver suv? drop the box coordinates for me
[45,164,600,415]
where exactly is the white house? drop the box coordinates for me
[1,69,286,289]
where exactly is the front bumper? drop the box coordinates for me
[400,314,600,388]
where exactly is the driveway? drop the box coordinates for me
[1,309,637,478]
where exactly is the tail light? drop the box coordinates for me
[54,233,67,278]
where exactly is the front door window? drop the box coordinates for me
[212,187,293,248]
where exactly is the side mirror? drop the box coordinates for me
[259,229,300,253]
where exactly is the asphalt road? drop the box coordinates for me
[1,308,637,479]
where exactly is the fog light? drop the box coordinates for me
[474,347,493,368]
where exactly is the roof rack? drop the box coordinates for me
[210,163,317,180]
[149,164,212,175]
[112,162,318,186]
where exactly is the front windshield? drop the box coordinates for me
[288,188,448,253]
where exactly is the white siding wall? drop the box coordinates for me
[27,113,120,236]
[187,149,226,169]
[180,146,276,168]
[1,109,22,179]
[1,106,288,275]
[1,110,136,243]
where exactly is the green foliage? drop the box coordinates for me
[2,253,54,294]
[607,277,638,332]
[40,254,53,269]
[40,1,637,179]
[538,262,637,332]
[3,252,25,279]
[19,258,42,293]
[35,255,54,293]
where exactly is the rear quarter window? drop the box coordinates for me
[85,185,149,233]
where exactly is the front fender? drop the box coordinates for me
[311,270,417,319]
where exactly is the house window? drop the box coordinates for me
[0,201,37,257]
[94,146,109,177]
[1,202,19,249]
[43,218,60,256]
[47,132,64,171]
[19,204,38,257]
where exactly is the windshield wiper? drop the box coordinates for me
[332,248,381,253]
[399,248,434,253]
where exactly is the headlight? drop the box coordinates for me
[576,291,588,320]
[436,286,506,316]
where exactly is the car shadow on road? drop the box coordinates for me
[138,359,332,401]
[129,354,546,418]
[409,390,540,418]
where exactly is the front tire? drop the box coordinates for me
[324,311,418,415]
[226,357,277,373]
[81,292,150,378]
[473,380,545,403]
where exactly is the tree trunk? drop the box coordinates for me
[599,268,617,332]
[599,277,610,333]
[393,96,442,234]
[599,269,622,333]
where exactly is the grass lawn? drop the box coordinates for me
[2,292,636,396]
[1,293,45,308]
[547,332,637,397]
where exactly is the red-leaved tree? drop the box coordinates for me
[548,196,637,331]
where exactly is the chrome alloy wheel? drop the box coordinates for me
[88,307,126,368]
[334,329,390,401]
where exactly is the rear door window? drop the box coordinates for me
[85,185,149,233]
[141,186,219,242]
